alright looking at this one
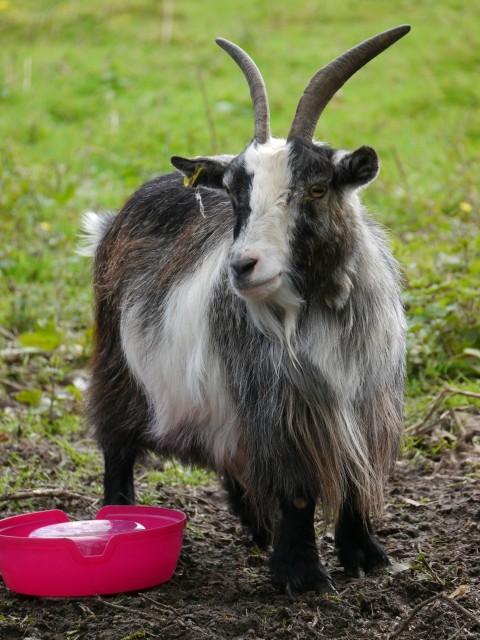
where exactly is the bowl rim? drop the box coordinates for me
[0,505,187,564]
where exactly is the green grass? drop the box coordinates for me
[0,0,479,495]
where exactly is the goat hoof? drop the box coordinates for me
[271,557,336,600]
[284,583,298,603]
[283,574,336,602]
[339,534,389,578]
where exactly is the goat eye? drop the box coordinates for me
[307,184,327,199]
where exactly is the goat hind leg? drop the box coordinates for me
[88,360,149,506]
[335,491,389,578]
[223,473,271,549]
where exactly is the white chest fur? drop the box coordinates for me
[120,242,239,468]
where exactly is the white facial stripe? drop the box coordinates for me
[234,139,293,277]
[227,139,303,352]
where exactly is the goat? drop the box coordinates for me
[81,25,409,599]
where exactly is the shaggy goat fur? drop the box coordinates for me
[82,27,409,595]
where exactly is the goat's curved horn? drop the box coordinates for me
[288,25,411,142]
[216,38,271,144]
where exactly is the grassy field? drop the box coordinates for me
[0,0,479,497]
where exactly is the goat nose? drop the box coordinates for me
[230,256,258,278]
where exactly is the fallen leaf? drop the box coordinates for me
[387,562,410,574]
[401,497,424,507]
[449,584,471,599]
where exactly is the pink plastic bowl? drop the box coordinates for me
[0,505,186,597]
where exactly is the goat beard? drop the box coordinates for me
[244,280,303,365]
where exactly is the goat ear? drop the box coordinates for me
[171,155,233,189]
[335,146,379,190]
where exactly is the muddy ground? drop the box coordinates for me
[1,408,479,640]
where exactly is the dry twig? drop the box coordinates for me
[388,594,440,639]
[0,377,25,391]
[0,326,16,340]
[97,597,217,638]
[389,592,480,639]
[406,387,480,436]
[447,624,467,640]
[0,488,95,504]
[139,593,179,614]
[439,594,480,628]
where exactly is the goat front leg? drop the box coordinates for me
[335,490,389,578]
[270,496,336,601]
[103,447,138,505]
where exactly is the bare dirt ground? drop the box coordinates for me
[1,409,479,640]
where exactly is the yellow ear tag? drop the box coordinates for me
[184,165,205,188]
